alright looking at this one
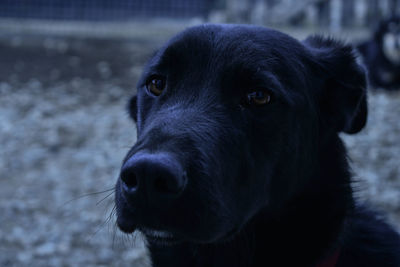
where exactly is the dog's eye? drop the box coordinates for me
[146,77,165,96]
[245,89,272,106]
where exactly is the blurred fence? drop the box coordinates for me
[219,0,400,31]
[0,0,213,20]
[0,0,399,30]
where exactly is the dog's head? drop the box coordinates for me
[115,24,367,245]
[376,16,400,64]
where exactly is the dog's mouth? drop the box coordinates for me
[115,211,182,246]
[140,227,182,246]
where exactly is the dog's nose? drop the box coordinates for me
[120,152,186,200]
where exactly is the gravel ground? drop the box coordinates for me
[0,26,399,267]
[342,90,400,228]
[0,34,155,267]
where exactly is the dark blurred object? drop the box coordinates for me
[0,0,213,20]
[358,16,400,90]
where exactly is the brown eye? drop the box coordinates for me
[246,89,272,106]
[146,77,165,96]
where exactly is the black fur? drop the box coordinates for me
[357,17,400,90]
[115,24,400,266]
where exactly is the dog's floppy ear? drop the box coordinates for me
[303,36,368,134]
[127,95,138,122]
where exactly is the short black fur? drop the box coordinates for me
[115,24,400,267]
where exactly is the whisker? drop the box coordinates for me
[106,205,117,226]
[96,190,115,206]
[86,205,117,242]
[112,221,118,249]
[61,187,115,207]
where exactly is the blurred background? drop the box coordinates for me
[0,0,399,266]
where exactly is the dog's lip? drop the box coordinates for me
[116,216,136,233]
[140,227,182,246]
[141,227,174,238]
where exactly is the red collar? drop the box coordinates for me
[316,249,340,267]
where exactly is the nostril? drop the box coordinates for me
[120,152,186,199]
[120,169,138,191]
[124,173,138,188]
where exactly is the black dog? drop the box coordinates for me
[358,16,400,90]
[115,24,400,266]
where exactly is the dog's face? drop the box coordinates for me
[115,24,367,245]
[379,17,400,64]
